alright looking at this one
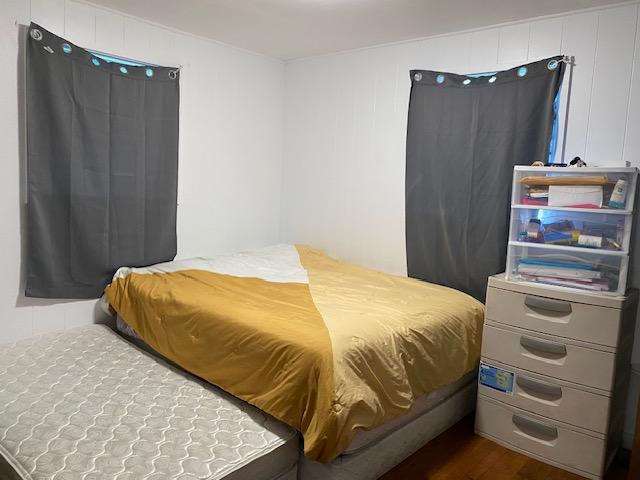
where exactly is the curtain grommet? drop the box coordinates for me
[488,76,497,84]
[547,59,558,70]
[119,66,128,74]
[463,78,471,85]
[517,66,528,77]
[43,45,54,54]
[145,68,154,78]
[169,70,178,79]
[30,29,43,41]
[62,43,72,54]
[436,74,445,84]
[91,58,100,66]
[413,72,422,82]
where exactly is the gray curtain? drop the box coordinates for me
[406,56,565,301]
[25,23,180,298]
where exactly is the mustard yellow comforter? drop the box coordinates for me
[105,244,484,462]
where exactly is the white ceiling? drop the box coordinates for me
[90,0,624,60]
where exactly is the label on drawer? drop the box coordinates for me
[479,362,515,395]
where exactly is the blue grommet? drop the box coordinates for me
[62,43,72,54]
[547,59,558,70]
[145,68,154,78]
[436,74,445,84]
[120,66,128,74]
[488,76,497,84]
[91,58,100,66]
[517,66,528,77]
[462,78,471,85]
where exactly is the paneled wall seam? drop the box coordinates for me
[583,12,601,163]
[622,5,640,163]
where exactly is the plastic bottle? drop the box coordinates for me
[609,179,628,209]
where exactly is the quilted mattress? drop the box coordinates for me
[0,325,298,480]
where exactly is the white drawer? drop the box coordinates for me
[482,322,616,391]
[478,359,611,433]
[476,395,606,477]
[486,287,622,347]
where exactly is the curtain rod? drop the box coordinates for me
[15,21,183,72]
[87,47,183,71]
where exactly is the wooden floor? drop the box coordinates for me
[380,415,628,480]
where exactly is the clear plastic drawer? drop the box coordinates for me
[512,168,636,212]
[506,244,627,295]
[510,207,629,253]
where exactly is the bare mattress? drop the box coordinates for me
[0,325,298,480]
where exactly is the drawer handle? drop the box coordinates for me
[516,376,562,399]
[520,336,567,356]
[524,295,572,314]
[512,414,558,440]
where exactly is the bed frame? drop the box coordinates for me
[298,381,477,479]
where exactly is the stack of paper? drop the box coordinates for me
[522,187,549,205]
[548,185,603,208]
[517,258,609,291]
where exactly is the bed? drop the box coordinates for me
[117,312,478,479]
[0,326,298,480]
[105,244,484,474]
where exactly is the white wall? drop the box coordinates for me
[282,1,640,277]
[0,0,285,343]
